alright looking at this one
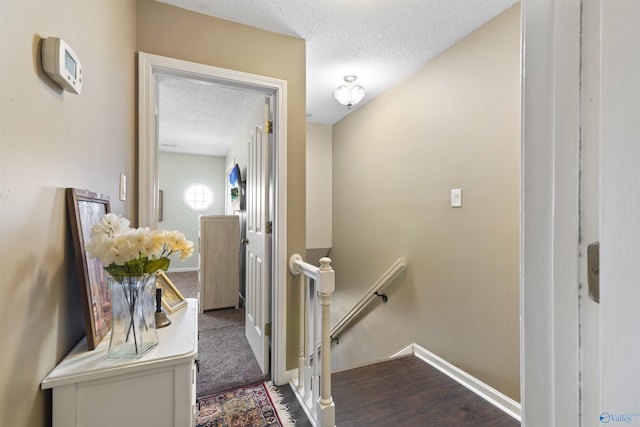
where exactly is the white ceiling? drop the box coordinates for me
[158,75,262,156]
[157,0,518,156]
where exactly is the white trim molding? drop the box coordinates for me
[520,1,582,426]
[137,52,289,384]
[392,343,521,422]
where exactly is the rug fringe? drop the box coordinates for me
[265,381,297,427]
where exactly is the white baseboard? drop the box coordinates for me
[288,378,317,427]
[392,343,521,422]
[281,368,297,386]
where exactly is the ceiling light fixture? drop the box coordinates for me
[333,75,366,109]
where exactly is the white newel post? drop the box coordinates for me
[317,257,336,427]
[288,254,336,427]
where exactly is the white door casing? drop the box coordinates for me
[245,100,270,375]
[137,52,289,384]
[521,0,581,425]
[579,0,601,424]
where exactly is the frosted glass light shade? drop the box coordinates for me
[333,86,351,105]
[333,84,366,108]
[349,85,366,105]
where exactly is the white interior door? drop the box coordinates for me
[245,98,271,375]
[599,0,640,421]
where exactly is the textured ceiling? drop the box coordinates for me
[157,0,518,155]
[158,75,261,156]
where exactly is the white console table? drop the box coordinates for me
[42,298,198,427]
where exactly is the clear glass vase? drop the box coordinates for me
[107,274,159,359]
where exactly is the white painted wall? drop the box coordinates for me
[306,122,332,249]
[158,152,226,271]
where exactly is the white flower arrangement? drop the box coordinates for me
[86,213,194,278]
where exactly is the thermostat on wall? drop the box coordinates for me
[41,37,83,94]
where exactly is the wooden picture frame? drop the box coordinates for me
[156,271,187,314]
[66,188,112,350]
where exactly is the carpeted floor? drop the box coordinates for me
[165,271,270,397]
[196,382,295,427]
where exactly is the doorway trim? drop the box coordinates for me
[137,52,289,384]
[521,1,582,425]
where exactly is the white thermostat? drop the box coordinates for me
[41,37,82,94]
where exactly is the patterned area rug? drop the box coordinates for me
[197,382,295,427]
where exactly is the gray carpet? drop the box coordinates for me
[165,271,270,397]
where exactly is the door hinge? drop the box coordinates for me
[265,322,272,336]
[588,242,600,303]
[265,221,273,234]
[266,120,273,134]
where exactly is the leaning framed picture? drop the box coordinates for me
[156,271,187,314]
[66,188,112,350]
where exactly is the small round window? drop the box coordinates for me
[184,184,213,211]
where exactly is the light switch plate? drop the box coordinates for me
[451,188,462,207]
[119,173,126,201]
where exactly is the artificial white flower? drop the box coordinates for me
[87,214,193,278]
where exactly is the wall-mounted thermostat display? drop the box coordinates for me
[41,37,82,94]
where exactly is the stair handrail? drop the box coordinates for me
[289,254,335,427]
[330,257,406,341]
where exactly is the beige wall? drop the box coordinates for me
[136,0,307,368]
[330,4,521,400]
[0,1,306,425]
[306,123,332,249]
[0,1,136,426]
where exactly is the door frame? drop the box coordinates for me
[521,0,584,425]
[137,52,289,384]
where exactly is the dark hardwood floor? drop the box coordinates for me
[331,356,520,427]
[278,355,519,426]
[277,384,314,427]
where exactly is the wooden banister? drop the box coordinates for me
[330,257,406,341]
